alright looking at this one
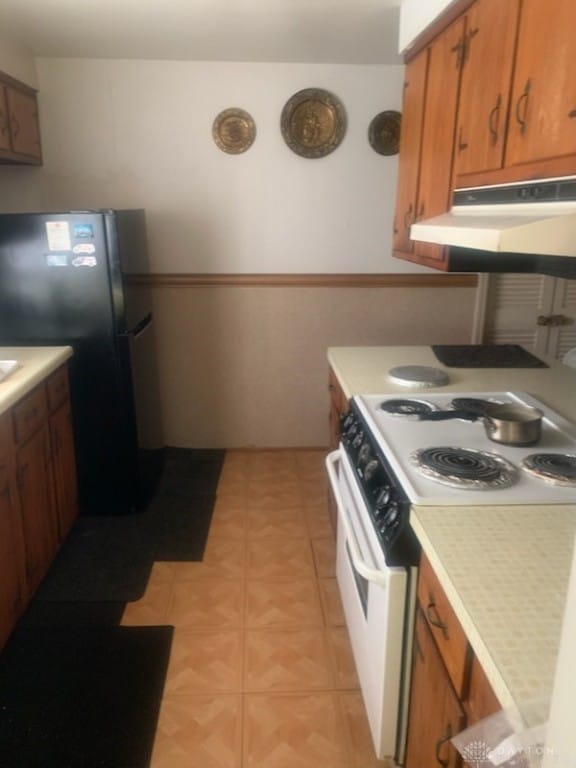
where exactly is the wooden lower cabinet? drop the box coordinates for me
[327,367,349,536]
[0,413,27,650]
[16,421,59,595]
[406,552,502,766]
[47,367,78,541]
[406,607,465,768]
[328,367,348,451]
[0,363,78,651]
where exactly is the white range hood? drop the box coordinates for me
[410,178,576,258]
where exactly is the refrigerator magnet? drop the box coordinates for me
[73,243,96,254]
[45,253,69,267]
[46,221,71,251]
[72,255,97,267]
[73,223,94,239]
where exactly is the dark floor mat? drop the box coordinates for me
[34,448,225,601]
[34,513,156,603]
[150,492,217,561]
[432,344,548,368]
[0,625,173,768]
[17,600,126,628]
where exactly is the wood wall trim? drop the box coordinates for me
[128,273,478,288]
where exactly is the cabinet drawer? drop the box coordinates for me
[418,553,470,696]
[46,366,69,412]
[12,386,47,445]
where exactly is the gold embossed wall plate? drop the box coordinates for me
[212,108,256,154]
[281,88,346,159]
[368,110,401,155]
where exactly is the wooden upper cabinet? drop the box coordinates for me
[0,72,42,165]
[505,0,576,173]
[454,0,520,178]
[394,17,465,268]
[0,85,11,153]
[393,50,428,255]
[413,17,465,268]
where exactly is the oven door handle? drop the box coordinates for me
[326,451,390,588]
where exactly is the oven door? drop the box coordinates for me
[326,449,412,763]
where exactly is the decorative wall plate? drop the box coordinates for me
[281,88,346,159]
[368,110,401,155]
[212,108,256,154]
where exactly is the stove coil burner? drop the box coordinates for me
[521,453,576,486]
[450,397,500,415]
[378,399,436,417]
[410,446,518,490]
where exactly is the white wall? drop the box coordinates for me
[32,58,427,275]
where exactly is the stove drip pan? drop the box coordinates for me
[521,453,576,486]
[410,446,519,490]
[378,398,436,417]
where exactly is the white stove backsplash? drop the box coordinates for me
[354,392,576,506]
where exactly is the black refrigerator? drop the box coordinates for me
[0,209,164,515]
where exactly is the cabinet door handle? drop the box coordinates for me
[404,203,414,231]
[10,114,20,138]
[569,109,576,119]
[515,79,531,135]
[451,39,465,69]
[488,93,502,145]
[435,724,453,768]
[457,126,468,152]
[427,599,449,639]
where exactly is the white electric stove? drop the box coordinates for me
[354,391,576,507]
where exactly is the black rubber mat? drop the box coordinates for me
[33,448,225,602]
[0,625,173,768]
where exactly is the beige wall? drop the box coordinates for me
[152,282,477,448]
[0,55,478,447]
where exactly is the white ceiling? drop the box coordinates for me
[0,0,403,65]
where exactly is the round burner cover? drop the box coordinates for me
[522,453,576,486]
[388,365,449,389]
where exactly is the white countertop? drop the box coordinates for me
[0,346,73,415]
[328,345,576,729]
[328,345,576,425]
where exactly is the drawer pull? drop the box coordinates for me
[435,724,453,767]
[427,599,449,639]
[568,109,576,119]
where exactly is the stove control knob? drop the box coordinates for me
[374,485,392,510]
[363,458,380,484]
[379,503,401,541]
[351,431,364,450]
[357,443,372,467]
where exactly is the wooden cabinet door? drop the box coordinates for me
[5,85,42,161]
[50,400,78,541]
[393,49,428,255]
[413,16,465,268]
[16,426,59,594]
[0,415,27,651]
[455,0,520,178]
[505,0,576,171]
[0,85,11,152]
[406,607,465,768]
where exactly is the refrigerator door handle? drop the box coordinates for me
[122,312,153,339]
